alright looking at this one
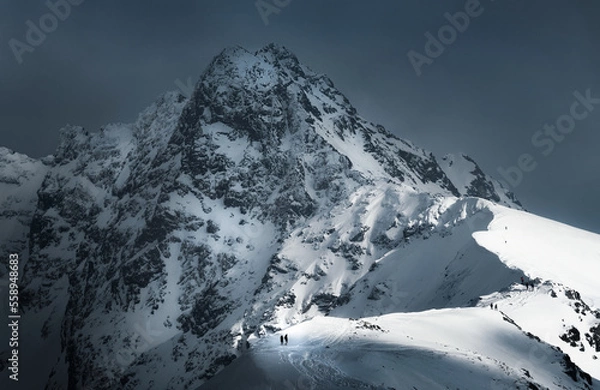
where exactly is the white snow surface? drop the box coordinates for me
[201,309,599,390]
[202,199,600,389]
[475,204,600,307]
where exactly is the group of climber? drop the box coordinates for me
[521,276,535,291]
[280,334,288,345]
[489,276,538,311]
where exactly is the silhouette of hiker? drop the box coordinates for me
[284,334,288,345]
[280,335,283,345]
[494,304,498,310]
[490,303,493,310]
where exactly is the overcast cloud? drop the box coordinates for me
[1,0,599,232]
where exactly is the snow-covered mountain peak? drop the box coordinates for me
[256,42,304,68]
[205,43,313,87]
[181,44,519,211]
[3,44,596,390]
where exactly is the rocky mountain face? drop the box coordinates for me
[0,148,49,262]
[439,153,521,208]
[2,44,595,390]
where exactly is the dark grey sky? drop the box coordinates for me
[1,0,599,233]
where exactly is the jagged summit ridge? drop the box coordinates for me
[178,43,517,207]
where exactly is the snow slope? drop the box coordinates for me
[475,205,600,307]
[482,281,600,382]
[475,204,600,379]
[201,199,600,388]
[200,310,598,390]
